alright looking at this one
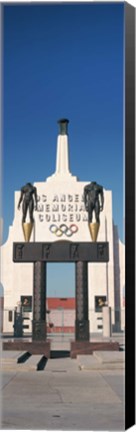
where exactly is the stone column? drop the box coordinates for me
[33,261,46,340]
[75,261,90,341]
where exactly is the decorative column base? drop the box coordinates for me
[89,222,100,242]
[22,222,34,242]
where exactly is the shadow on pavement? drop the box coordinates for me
[50,350,70,358]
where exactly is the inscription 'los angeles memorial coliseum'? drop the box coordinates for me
[37,193,88,223]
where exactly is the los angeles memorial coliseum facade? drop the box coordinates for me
[1,120,125,335]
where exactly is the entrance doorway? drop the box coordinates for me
[47,263,75,339]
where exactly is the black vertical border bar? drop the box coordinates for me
[125,2,135,429]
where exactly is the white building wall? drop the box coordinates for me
[1,225,33,333]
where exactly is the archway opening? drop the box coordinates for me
[47,263,75,338]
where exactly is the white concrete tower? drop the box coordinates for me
[47,119,77,181]
[56,119,70,174]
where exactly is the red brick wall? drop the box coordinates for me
[46,298,75,333]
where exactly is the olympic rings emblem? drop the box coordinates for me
[49,223,78,237]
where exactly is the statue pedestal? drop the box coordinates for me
[70,341,119,359]
[102,306,112,338]
[3,340,51,356]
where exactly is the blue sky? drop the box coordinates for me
[2,3,124,296]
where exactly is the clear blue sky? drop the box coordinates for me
[2,3,124,297]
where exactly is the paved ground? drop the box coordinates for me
[0,340,125,431]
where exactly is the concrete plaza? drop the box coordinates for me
[0,336,125,431]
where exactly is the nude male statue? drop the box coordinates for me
[18,182,38,223]
[84,181,104,223]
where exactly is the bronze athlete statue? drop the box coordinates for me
[18,182,38,223]
[84,181,104,224]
